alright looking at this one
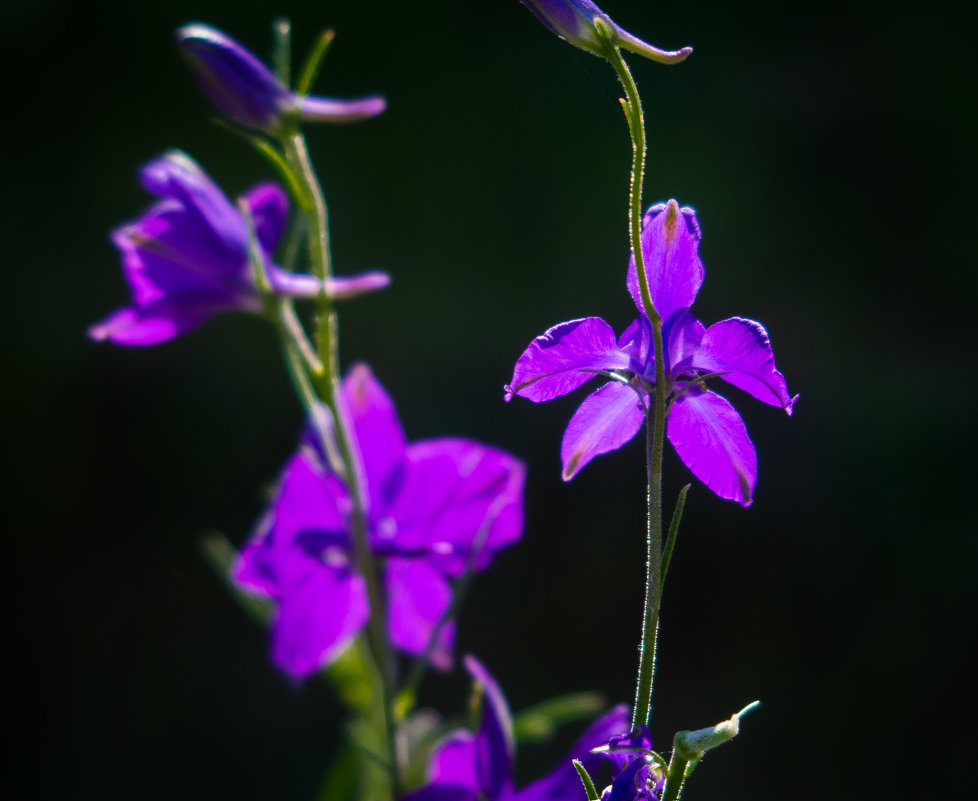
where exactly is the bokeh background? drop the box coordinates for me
[5,1,976,798]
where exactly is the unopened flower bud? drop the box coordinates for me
[176,23,386,132]
[673,701,759,761]
[520,1,692,64]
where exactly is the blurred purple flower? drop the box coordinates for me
[402,655,629,801]
[176,23,386,131]
[520,1,691,64]
[506,199,796,506]
[89,151,389,346]
[234,365,526,678]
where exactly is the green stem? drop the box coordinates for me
[660,753,691,801]
[281,128,401,798]
[603,44,668,729]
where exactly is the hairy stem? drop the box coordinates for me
[281,129,401,798]
[603,45,668,729]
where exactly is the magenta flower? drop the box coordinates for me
[89,151,389,346]
[506,200,796,506]
[176,24,386,132]
[520,1,691,64]
[234,365,526,678]
[402,655,628,801]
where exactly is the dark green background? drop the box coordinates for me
[5,1,976,799]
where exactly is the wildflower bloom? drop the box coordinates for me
[402,655,629,801]
[505,200,796,506]
[520,1,692,64]
[176,24,386,131]
[595,726,664,801]
[89,151,389,346]
[234,365,526,678]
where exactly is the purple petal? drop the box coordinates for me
[617,317,651,373]
[428,731,480,791]
[599,725,653,776]
[176,24,293,130]
[265,270,392,301]
[464,656,515,800]
[386,558,455,670]
[667,387,757,506]
[605,753,651,801]
[381,440,525,577]
[663,310,705,376]
[240,182,288,253]
[400,787,474,801]
[139,151,247,258]
[506,317,631,403]
[87,298,226,346]
[299,94,387,123]
[341,364,408,511]
[627,200,704,323]
[326,271,392,299]
[509,705,630,801]
[270,565,368,677]
[519,1,613,56]
[691,317,797,414]
[233,451,351,596]
[270,451,351,551]
[561,382,646,481]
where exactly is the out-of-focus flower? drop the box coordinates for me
[176,23,386,131]
[89,151,388,346]
[402,655,629,801]
[506,200,796,506]
[234,365,526,678]
[520,1,691,64]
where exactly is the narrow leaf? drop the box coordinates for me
[573,760,600,801]
[296,28,336,96]
[659,483,690,599]
[513,691,607,744]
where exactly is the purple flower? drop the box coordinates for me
[402,655,629,801]
[233,365,526,678]
[176,24,386,132]
[89,151,389,347]
[520,1,692,64]
[505,199,796,506]
[596,726,663,801]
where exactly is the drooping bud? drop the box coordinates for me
[520,1,692,64]
[176,23,386,132]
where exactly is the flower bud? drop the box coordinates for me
[176,23,386,132]
[520,1,692,64]
[673,701,759,761]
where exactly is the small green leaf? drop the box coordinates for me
[296,28,336,97]
[573,760,600,801]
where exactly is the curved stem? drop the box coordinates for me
[281,129,401,798]
[603,45,668,729]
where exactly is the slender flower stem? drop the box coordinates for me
[660,753,691,801]
[602,42,669,729]
[281,127,401,798]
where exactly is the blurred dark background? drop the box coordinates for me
[4,1,976,798]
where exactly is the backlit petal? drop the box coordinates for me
[506,317,630,402]
[386,558,455,670]
[465,656,515,800]
[383,440,525,577]
[240,182,288,253]
[692,317,797,413]
[561,382,646,480]
[270,566,368,677]
[627,200,704,322]
[667,387,757,506]
[341,364,408,511]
